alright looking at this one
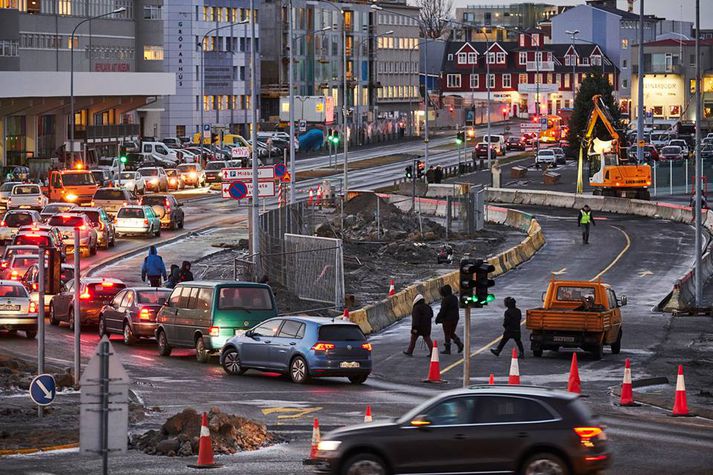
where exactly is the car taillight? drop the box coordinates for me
[1,261,8,268]
[79,225,87,231]
[10,270,18,280]
[143,218,149,225]
[311,342,335,352]
[138,307,152,320]
[90,201,95,207]
[79,291,91,300]
[574,427,604,447]
[361,343,372,351]
[32,282,38,291]
[101,281,114,287]
[208,326,220,337]
[0,221,5,227]
[29,301,37,313]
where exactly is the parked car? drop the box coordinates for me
[311,386,610,475]
[65,207,116,249]
[668,139,690,158]
[0,210,42,244]
[701,144,713,160]
[139,194,184,230]
[204,161,228,185]
[0,280,38,339]
[0,182,21,210]
[7,184,48,211]
[116,171,146,195]
[40,203,77,223]
[650,132,671,149]
[114,205,161,238]
[659,145,685,162]
[99,287,172,345]
[220,316,372,384]
[138,167,169,192]
[46,213,99,256]
[91,187,136,217]
[505,136,526,151]
[49,277,126,330]
[535,149,557,167]
[550,147,566,165]
[22,263,75,312]
[165,169,184,191]
[91,169,114,187]
[176,163,206,188]
[155,281,278,363]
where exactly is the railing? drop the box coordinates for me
[86,124,140,141]
[526,61,554,72]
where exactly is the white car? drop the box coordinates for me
[40,203,77,222]
[97,157,122,177]
[535,149,557,167]
[46,213,99,255]
[0,181,21,210]
[668,139,690,158]
[550,147,566,165]
[116,171,146,194]
[114,205,161,238]
[0,280,37,339]
[179,149,199,163]
[0,210,41,244]
[650,133,671,149]
[7,184,48,211]
[482,134,506,156]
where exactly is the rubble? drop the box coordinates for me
[0,353,74,391]
[131,407,276,456]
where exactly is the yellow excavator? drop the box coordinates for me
[577,94,652,200]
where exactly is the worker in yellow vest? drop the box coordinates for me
[578,204,596,244]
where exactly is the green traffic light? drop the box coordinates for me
[456,138,463,145]
[485,294,495,303]
[120,156,127,164]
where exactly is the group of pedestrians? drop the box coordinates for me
[140,245,194,288]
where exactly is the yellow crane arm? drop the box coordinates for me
[582,94,619,150]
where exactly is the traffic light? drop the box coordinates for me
[459,258,479,308]
[328,130,340,145]
[456,131,464,145]
[416,160,425,179]
[119,146,128,164]
[405,165,413,179]
[475,261,496,306]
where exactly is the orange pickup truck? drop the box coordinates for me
[526,278,625,360]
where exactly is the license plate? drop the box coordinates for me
[553,336,575,343]
[0,304,20,311]
[339,361,360,369]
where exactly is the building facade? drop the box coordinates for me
[455,3,563,31]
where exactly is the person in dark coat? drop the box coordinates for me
[141,245,166,288]
[403,294,434,356]
[435,284,464,354]
[490,296,525,357]
[164,264,180,288]
[178,261,194,282]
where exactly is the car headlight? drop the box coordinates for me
[189,172,197,179]
[317,441,341,452]
[65,193,78,202]
[151,178,159,184]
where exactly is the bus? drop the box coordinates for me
[539,115,564,143]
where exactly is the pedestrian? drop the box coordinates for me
[164,264,180,288]
[578,204,595,244]
[141,245,167,288]
[434,285,464,354]
[178,260,194,282]
[425,166,436,184]
[403,294,434,356]
[434,166,444,184]
[490,296,525,358]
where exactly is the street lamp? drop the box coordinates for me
[69,7,126,166]
[565,30,580,97]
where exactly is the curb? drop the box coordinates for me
[0,442,79,457]
[611,386,713,420]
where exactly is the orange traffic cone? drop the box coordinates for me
[508,348,520,385]
[308,418,321,460]
[342,307,350,321]
[489,373,495,385]
[308,188,314,206]
[567,353,581,394]
[423,340,447,384]
[187,412,222,469]
[388,279,396,296]
[364,406,372,423]
[620,358,635,406]
[672,365,690,416]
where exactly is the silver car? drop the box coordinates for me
[0,280,37,339]
[0,181,21,210]
[0,210,42,244]
[46,213,99,256]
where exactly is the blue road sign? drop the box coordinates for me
[203,124,210,131]
[29,374,56,406]
[228,181,248,200]
[274,163,287,178]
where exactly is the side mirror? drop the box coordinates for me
[410,415,432,428]
[541,291,546,302]
[620,295,628,307]
[244,330,254,338]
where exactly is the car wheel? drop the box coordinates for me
[341,453,388,475]
[123,322,137,346]
[611,330,622,355]
[348,375,368,385]
[532,344,544,358]
[157,330,172,356]
[25,329,37,339]
[522,452,569,475]
[222,347,247,375]
[109,235,116,247]
[178,219,184,229]
[289,356,310,384]
[90,244,97,256]
[49,304,59,326]
[98,316,107,338]
[155,227,161,237]
[195,336,210,363]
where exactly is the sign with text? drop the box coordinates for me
[222,181,276,198]
[520,123,542,134]
[222,167,276,181]
[230,147,250,158]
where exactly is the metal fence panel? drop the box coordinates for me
[282,233,344,307]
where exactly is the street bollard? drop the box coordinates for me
[37,246,45,417]
[73,229,81,387]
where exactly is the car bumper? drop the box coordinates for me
[0,229,17,241]
[62,236,92,248]
[0,316,37,329]
[181,177,200,185]
[530,331,603,348]
[132,321,158,338]
[80,307,103,325]
[145,182,162,190]
[115,225,151,235]
[308,357,372,377]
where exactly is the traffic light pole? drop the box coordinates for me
[412,159,418,211]
[37,246,45,417]
[463,307,471,388]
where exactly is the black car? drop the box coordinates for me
[701,144,713,160]
[506,136,526,151]
[99,287,172,345]
[139,194,184,229]
[473,142,496,159]
[204,160,228,184]
[312,386,610,475]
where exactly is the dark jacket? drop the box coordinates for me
[178,261,194,282]
[503,307,522,333]
[411,300,433,335]
[578,208,595,227]
[141,246,167,281]
[165,265,181,288]
[436,286,459,324]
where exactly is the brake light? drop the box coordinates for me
[90,201,95,207]
[144,219,149,225]
[139,307,152,320]
[101,281,114,287]
[10,270,18,280]
[79,291,91,300]
[0,221,5,227]
[585,455,608,462]
[361,343,372,351]
[32,283,38,291]
[1,262,7,268]
[208,326,220,337]
[574,427,603,439]
[311,342,335,351]
[79,225,87,231]
[29,301,37,313]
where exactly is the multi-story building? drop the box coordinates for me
[455,3,565,43]
[0,1,175,166]
[440,31,618,118]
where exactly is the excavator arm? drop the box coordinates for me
[581,94,619,155]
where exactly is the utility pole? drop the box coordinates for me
[694,0,702,306]
[636,1,645,164]
[37,247,46,417]
[73,231,81,386]
[250,0,260,277]
[288,0,296,204]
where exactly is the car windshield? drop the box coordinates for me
[4,246,38,258]
[61,267,74,284]
[661,147,680,154]
[94,189,125,200]
[0,284,27,298]
[13,185,40,195]
[139,168,159,177]
[85,282,126,299]
[117,208,144,219]
[141,196,167,206]
[91,171,105,180]
[61,172,95,186]
[48,215,84,227]
[43,204,74,214]
[218,287,272,310]
[4,213,34,227]
[206,162,226,170]
[318,325,366,341]
[556,286,596,302]
[11,256,37,269]
[178,165,197,172]
[540,150,554,155]
[120,172,136,180]
[0,182,20,192]
[68,210,99,225]
[137,289,171,304]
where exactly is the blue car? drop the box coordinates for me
[219,316,372,384]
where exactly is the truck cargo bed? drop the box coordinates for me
[526,308,615,333]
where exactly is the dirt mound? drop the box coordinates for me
[0,353,74,390]
[131,407,276,456]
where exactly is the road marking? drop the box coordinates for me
[552,267,567,275]
[132,355,154,361]
[261,407,322,419]
[639,270,654,277]
[440,223,632,376]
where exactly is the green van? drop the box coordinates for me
[155,281,278,363]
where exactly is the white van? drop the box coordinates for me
[481,135,506,156]
[141,142,180,163]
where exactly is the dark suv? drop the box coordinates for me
[312,386,610,475]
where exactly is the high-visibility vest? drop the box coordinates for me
[580,210,592,225]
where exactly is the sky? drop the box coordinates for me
[450,0,713,29]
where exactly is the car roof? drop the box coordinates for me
[126,286,172,292]
[0,279,26,286]
[52,212,87,218]
[281,315,360,327]
[175,280,270,289]
[67,207,101,213]
[81,277,125,284]
[439,385,580,401]
[118,205,145,209]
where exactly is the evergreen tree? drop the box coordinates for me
[568,69,621,155]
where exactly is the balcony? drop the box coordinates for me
[632,64,682,75]
[74,124,140,143]
[526,61,555,72]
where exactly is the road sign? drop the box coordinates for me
[520,123,541,134]
[274,163,287,178]
[222,166,276,181]
[226,181,248,200]
[299,120,307,132]
[231,146,250,158]
[222,181,276,199]
[29,374,56,406]
[540,117,548,131]
[203,124,211,139]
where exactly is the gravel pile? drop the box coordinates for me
[0,354,74,391]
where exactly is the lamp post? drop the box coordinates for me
[199,19,250,165]
[566,30,580,104]
[694,0,702,305]
[69,7,126,166]
[249,0,260,276]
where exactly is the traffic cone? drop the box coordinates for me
[508,348,521,385]
[567,353,581,394]
[672,365,690,416]
[423,340,447,384]
[308,188,314,206]
[364,405,372,423]
[620,358,635,406]
[388,279,396,296]
[489,373,495,385]
[302,417,321,465]
[342,307,350,321]
[187,412,222,469]
[316,187,323,207]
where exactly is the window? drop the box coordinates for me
[621,38,629,49]
[519,51,527,65]
[446,74,461,88]
[467,52,477,64]
[535,51,542,63]
[218,286,273,310]
[487,74,495,89]
[622,79,628,88]
[496,52,506,64]
[447,53,453,61]
[196,288,213,311]
[556,286,595,302]
[252,320,280,337]
[470,74,479,89]
[564,74,570,88]
[277,320,305,339]
[143,5,161,19]
[591,55,601,66]
[502,74,511,88]
[0,40,18,57]
[318,324,365,341]
[471,396,555,424]
[143,46,164,61]
[519,73,527,85]
[457,53,466,64]
[531,34,540,46]
[487,52,495,64]
[555,74,561,85]
[622,59,627,69]
[582,56,589,65]
[425,397,477,425]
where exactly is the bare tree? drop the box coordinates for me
[415,0,453,39]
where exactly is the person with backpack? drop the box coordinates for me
[141,245,166,287]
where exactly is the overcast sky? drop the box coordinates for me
[450,0,713,29]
